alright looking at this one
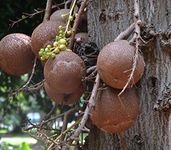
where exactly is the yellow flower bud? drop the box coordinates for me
[58,25,63,30]
[59,44,67,51]
[69,16,74,21]
[58,39,67,45]
[47,45,52,49]
[53,41,58,47]
[54,47,60,54]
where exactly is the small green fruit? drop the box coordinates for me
[66,49,72,51]
[59,34,64,37]
[47,45,52,49]
[47,52,52,56]
[69,16,74,21]
[61,14,66,20]
[59,44,67,51]
[59,30,63,34]
[53,41,58,47]
[58,39,67,45]
[44,55,49,59]
[54,48,60,54]
[40,48,45,52]
[51,53,56,58]
[45,47,49,52]
[39,51,43,56]
[58,25,63,30]
[56,36,60,41]
[66,30,72,37]
[41,56,45,61]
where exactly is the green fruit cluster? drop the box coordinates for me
[39,25,72,61]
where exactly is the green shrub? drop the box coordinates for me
[0,142,30,150]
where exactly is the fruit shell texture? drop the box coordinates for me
[44,51,85,94]
[90,87,139,133]
[0,33,35,76]
[50,9,70,23]
[31,21,63,57]
[97,40,145,89]
[44,82,84,105]
[50,9,87,32]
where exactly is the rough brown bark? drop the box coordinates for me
[88,0,171,150]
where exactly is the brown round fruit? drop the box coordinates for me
[0,33,35,76]
[90,87,139,133]
[50,9,70,23]
[44,82,63,103]
[50,9,87,32]
[44,82,83,105]
[31,21,64,57]
[44,51,85,94]
[97,40,145,89]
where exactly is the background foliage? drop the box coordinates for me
[0,0,55,132]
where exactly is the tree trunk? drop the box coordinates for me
[88,0,171,150]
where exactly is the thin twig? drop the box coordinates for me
[84,69,97,81]
[119,0,141,96]
[10,57,37,96]
[10,4,63,27]
[86,66,96,74]
[24,104,57,132]
[70,73,100,140]
[43,0,53,21]
[65,0,72,9]
[61,108,79,133]
[61,108,79,140]
[69,0,89,49]
[47,118,82,150]
[64,0,77,34]
[37,129,59,146]
[23,57,37,88]
[114,23,135,42]
[23,80,44,93]
[42,103,58,121]
[24,125,60,132]
[23,106,64,132]
[42,111,67,125]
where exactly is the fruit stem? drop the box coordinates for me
[114,23,135,42]
[47,117,81,150]
[70,73,100,140]
[119,0,141,96]
[43,0,53,21]
[64,0,77,35]
[69,0,88,49]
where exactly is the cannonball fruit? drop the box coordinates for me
[0,33,35,76]
[50,9,70,23]
[31,21,64,57]
[90,87,139,133]
[97,40,145,89]
[44,51,85,94]
[50,8,87,32]
[44,82,83,105]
